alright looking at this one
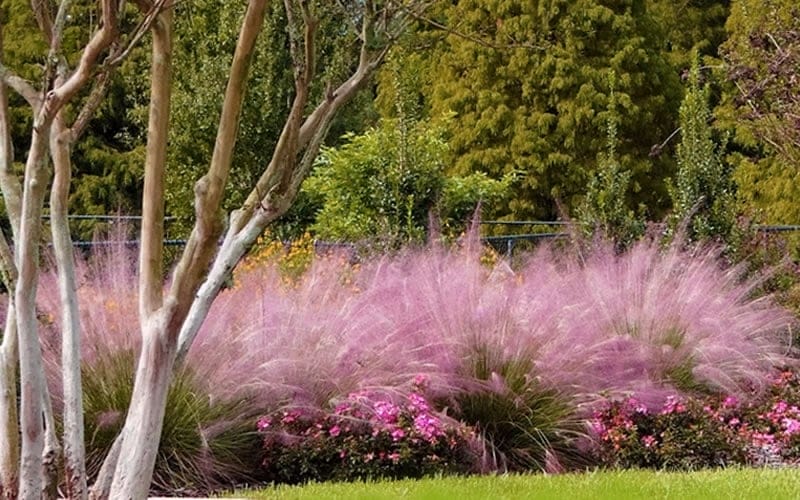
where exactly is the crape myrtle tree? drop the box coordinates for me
[0,0,429,498]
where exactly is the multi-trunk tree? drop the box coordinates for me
[0,1,428,498]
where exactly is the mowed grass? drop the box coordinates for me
[237,468,800,500]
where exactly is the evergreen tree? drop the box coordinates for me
[414,0,683,221]
[579,73,644,248]
[718,0,799,225]
[670,56,735,242]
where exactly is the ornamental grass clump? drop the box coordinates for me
[520,239,795,408]
[37,244,265,496]
[32,230,796,485]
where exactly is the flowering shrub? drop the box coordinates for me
[739,369,800,466]
[258,389,476,484]
[590,395,749,470]
[591,370,800,470]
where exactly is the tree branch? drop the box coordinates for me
[0,63,41,109]
[40,0,120,122]
[166,0,268,334]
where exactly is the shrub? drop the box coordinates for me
[258,387,476,483]
[590,395,749,470]
[738,369,800,466]
[590,369,800,470]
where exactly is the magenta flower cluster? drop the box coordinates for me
[257,385,475,483]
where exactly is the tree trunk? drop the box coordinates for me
[0,307,19,500]
[0,22,21,496]
[15,127,52,499]
[108,319,176,500]
[50,112,87,499]
[108,8,174,497]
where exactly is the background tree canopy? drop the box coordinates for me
[1,0,797,243]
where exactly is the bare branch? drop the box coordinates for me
[41,0,121,121]
[70,72,113,142]
[0,63,41,109]
[106,0,172,67]
[167,0,268,328]
[30,0,55,46]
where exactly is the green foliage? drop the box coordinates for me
[166,1,378,237]
[578,75,644,248]
[305,116,510,246]
[440,172,513,234]
[305,119,444,245]
[718,0,800,226]
[81,349,261,495]
[409,0,683,221]
[669,56,736,242]
[646,0,731,65]
[453,344,586,472]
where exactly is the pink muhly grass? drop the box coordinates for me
[524,239,795,408]
[210,235,795,415]
[29,228,796,476]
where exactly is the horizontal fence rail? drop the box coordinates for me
[35,216,800,255]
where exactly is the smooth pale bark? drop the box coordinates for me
[40,381,61,498]
[0,306,19,500]
[108,8,175,498]
[108,315,177,500]
[14,127,51,500]
[0,21,21,496]
[50,112,87,499]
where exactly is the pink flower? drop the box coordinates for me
[329,425,341,437]
[373,401,400,424]
[642,435,657,448]
[391,428,406,441]
[782,418,800,435]
[751,432,776,446]
[414,413,442,440]
[388,452,401,463]
[281,410,299,424]
[408,393,430,413]
[661,396,686,415]
[722,396,739,409]
[257,417,271,431]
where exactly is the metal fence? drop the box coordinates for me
[40,215,800,257]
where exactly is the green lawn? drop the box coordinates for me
[237,468,800,499]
